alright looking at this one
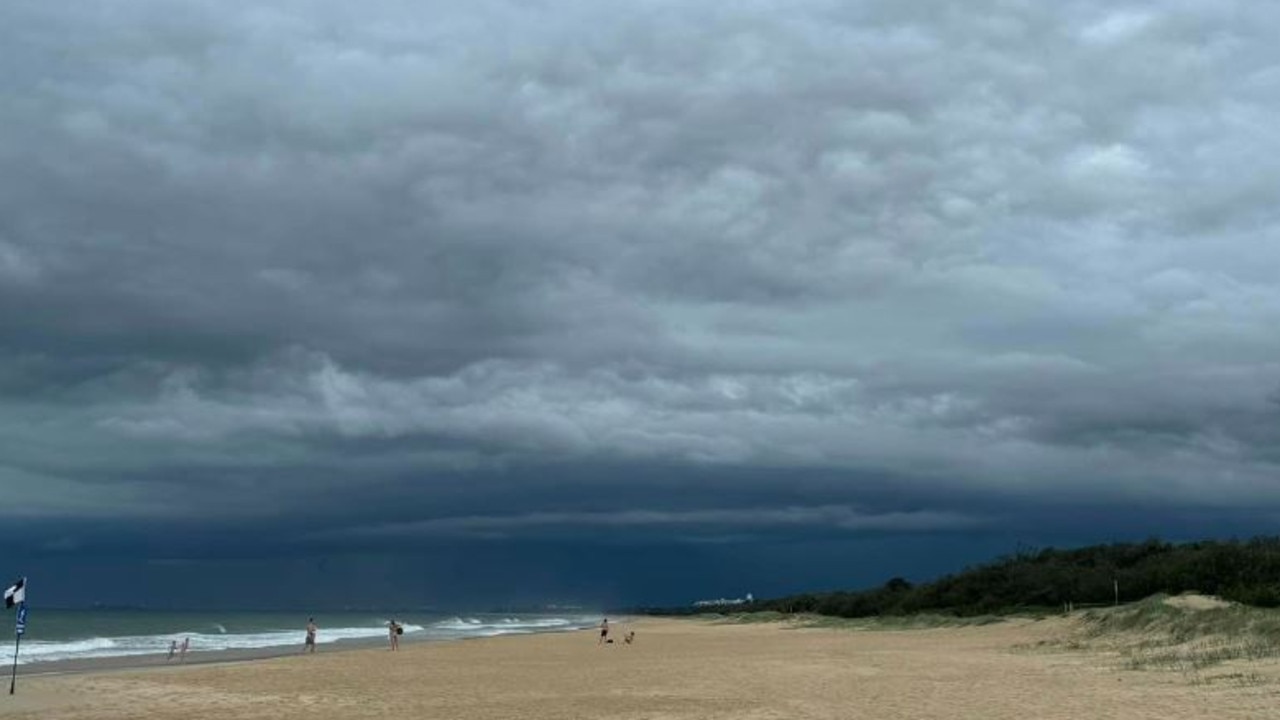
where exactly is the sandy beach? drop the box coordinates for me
[6,615,1280,719]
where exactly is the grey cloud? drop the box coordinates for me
[324,505,983,541]
[48,349,1277,512]
[2,0,1280,587]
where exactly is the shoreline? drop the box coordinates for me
[14,622,603,679]
[14,636,379,678]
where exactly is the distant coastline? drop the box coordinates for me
[646,537,1280,619]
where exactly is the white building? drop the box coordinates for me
[692,592,755,607]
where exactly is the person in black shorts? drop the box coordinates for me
[599,617,609,644]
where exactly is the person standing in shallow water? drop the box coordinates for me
[599,617,609,644]
[305,618,318,653]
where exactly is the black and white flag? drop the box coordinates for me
[4,578,24,609]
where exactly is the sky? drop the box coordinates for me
[2,0,1279,610]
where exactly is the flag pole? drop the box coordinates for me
[7,628,18,695]
[8,599,26,696]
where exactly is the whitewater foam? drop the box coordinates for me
[13,615,595,665]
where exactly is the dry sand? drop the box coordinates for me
[6,616,1280,719]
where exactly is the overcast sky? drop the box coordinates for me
[2,0,1279,609]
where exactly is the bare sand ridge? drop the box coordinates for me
[7,615,1280,719]
[1163,594,1234,611]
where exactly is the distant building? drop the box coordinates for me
[692,592,755,608]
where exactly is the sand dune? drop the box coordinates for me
[7,615,1280,719]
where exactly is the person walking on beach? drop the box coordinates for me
[305,618,318,653]
[388,619,401,651]
[599,617,609,645]
[179,637,190,662]
[167,640,178,661]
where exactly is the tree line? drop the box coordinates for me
[658,537,1280,618]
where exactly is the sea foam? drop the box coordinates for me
[13,615,593,665]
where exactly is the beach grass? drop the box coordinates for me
[1066,595,1280,683]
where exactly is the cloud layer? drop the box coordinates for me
[2,0,1279,602]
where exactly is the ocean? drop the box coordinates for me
[6,609,600,665]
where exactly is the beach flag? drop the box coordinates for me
[3,578,23,610]
[6,577,24,696]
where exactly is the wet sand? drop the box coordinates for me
[11,633,401,678]
[6,617,1280,719]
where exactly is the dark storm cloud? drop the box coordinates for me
[3,0,1280,597]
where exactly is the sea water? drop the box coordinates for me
[7,609,600,664]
